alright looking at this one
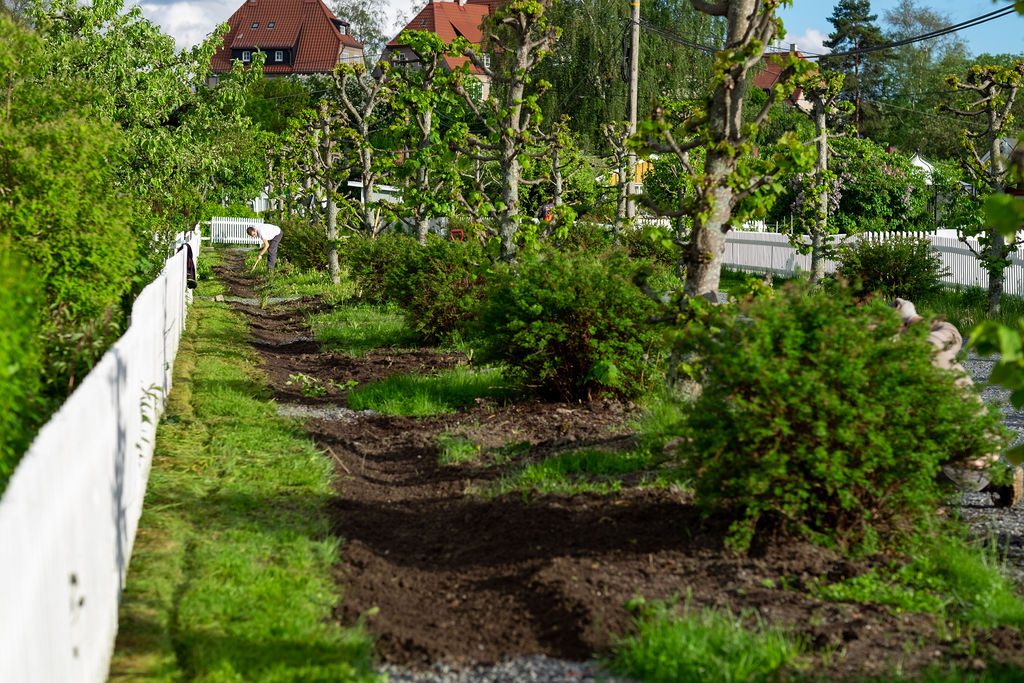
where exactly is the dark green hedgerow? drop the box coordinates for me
[674,282,1008,551]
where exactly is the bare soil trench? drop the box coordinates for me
[215,251,1024,680]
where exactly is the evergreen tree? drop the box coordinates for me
[822,0,889,136]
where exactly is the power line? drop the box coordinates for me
[811,5,1017,62]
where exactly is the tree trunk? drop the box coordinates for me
[326,193,340,285]
[416,109,432,244]
[811,102,829,283]
[552,146,564,207]
[684,178,733,297]
[499,151,520,261]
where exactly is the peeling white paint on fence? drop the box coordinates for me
[723,231,1024,296]
[0,231,201,683]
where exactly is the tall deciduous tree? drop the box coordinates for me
[643,0,813,297]
[822,0,889,136]
[452,0,559,261]
[943,60,1024,314]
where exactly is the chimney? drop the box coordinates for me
[790,42,796,53]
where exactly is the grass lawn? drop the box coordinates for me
[109,249,377,683]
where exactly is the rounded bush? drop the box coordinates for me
[838,236,947,301]
[277,216,329,271]
[471,248,662,400]
[675,282,1007,551]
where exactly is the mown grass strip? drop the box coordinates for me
[110,249,376,683]
[346,366,510,416]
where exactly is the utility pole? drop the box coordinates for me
[626,0,640,220]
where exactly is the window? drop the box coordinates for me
[251,22,259,29]
[275,51,284,62]
[481,54,491,68]
[267,21,276,29]
[242,51,251,62]
[340,25,347,34]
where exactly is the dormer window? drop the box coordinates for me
[251,22,259,29]
[275,51,284,62]
[241,51,251,62]
[340,25,347,35]
[267,21,275,29]
[481,54,491,68]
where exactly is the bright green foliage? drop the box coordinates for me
[492,448,657,498]
[111,253,377,682]
[675,283,1007,551]
[435,433,483,466]
[346,366,509,416]
[610,599,803,683]
[472,248,662,400]
[830,137,930,232]
[837,236,947,301]
[0,250,42,491]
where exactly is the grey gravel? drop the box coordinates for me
[275,403,375,422]
[203,295,304,305]
[958,353,1024,583]
[379,656,633,683]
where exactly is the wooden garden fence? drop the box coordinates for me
[0,230,201,683]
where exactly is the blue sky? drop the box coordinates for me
[776,0,1024,57]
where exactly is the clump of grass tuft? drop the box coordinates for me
[918,286,1024,332]
[346,366,510,416]
[813,532,1024,629]
[436,433,482,466]
[311,303,421,356]
[259,264,355,305]
[490,448,657,498]
[610,598,803,683]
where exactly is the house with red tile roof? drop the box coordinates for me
[752,46,813,114]
[382,0,500,97]
[210,0,363,80]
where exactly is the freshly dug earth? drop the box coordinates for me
[216,253,1024,680]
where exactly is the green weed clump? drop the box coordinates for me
[471,248,662,400]
[346,366,509,416]
[492,448,655,498]
[435,433,483,466]
[838,236,947,301]
[610,599,803,683]
[675,282,1007,551]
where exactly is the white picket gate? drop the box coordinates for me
[0,230,201,683]
[209,216,262,244]
[723,230,1024,296]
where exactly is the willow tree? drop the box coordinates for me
[943,60,1024,314]
[452,0,559,261]
[644,0,813,296]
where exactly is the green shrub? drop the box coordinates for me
[341,233,423,305]
[674,282,1007,551]
[0,250,43,491]
[620,223,678,266]
[838,236,948,301]
[472,248,662,400]
[552,220,612,253]
[404,238,486,343]
[277,216,329,271]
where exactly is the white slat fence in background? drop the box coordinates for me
[0,230,201,683]
[209,216,262,244]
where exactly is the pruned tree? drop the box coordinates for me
[451,0,560,261]
[943,60,1024,313]
[335,63,393,237]
[641,0,814,297]
[387,31,464,244]
[602,121,632,229]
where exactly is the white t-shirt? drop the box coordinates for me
[254,223,281,241]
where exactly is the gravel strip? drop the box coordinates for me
[276,403,374,422]
[379,657,633,683]
[959,353,1024,582]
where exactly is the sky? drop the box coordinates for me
[140,0,1024,57]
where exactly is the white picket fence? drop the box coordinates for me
[722,230,1024,296]
[0,230,201,683]
[210,216,262,244]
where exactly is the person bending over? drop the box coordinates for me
[247,223,283,273]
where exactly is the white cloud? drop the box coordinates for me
[783,28,831,57]
[139,0,237,51]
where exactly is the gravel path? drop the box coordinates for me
[958,354,1024,582]
[380,657,632,683]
